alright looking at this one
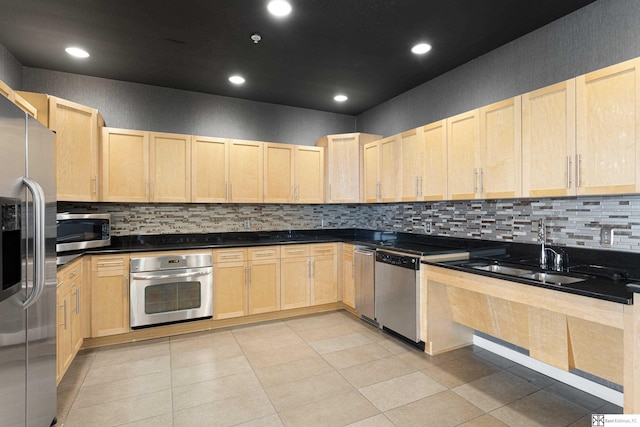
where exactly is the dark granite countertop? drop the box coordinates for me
[57,228,640,303]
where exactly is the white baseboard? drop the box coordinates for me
[473,334,623,407]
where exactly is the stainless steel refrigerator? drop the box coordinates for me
[0,95,57,426]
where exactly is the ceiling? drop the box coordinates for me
[0,0,596,115]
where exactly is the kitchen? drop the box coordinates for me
[2,0,640,425]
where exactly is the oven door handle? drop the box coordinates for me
[131,270,210,280]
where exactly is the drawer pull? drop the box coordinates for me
[220,254,241,258]
[287,249,306,254]
[254,251,275,256]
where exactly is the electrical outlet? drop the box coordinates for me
[424,222,432,233]
[244,220,251,229]
[321,219,326,228]
[600,226,614,247]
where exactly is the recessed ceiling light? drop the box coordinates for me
[229,75,246,85]
[411,43,432,55]
[334,94,348,102]
[267,0,292,17]
[65,47,90,58]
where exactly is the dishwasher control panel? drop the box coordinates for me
[375,251,419,270]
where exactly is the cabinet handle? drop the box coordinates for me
[567,156,572,189]
[576,154,582,187]
[220,254,241,258]
[248,266,252,285]
[254,251,274,256]
[312,260,315,278]
[479,168,484,193]
[308,261,311,278]
[473,168,478,193]
[77,288,80,315]
[225,182,229,201]
[420,177,424,197]
[93,175,98,196]
[415,177,419,197]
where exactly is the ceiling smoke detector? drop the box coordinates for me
[251,33,262,44]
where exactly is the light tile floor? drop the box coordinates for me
[57,311,622,426]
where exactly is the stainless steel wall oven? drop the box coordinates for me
[130,253,213,328]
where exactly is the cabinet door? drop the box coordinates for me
[420,120,448,200]
[49,97,99,201]
[447,110,480,200]
[90,255,130,337]
[264,143,294,203]
[322,134,361,203]
[522,80,577,197]
[150,132,191,202]
[362,141,380,202]
[311,254,338,305]
[213,261,247,319]
[295,146,324,203]
[341,247,355,309]
[229,140,264,202]
[399,129,423,201]
[248,259,281,314]
[101,128,149,202]
[56,282,72,384]
[69,264,83,354]
[380,136,400,202]
[479,97,522,199]
[281,257,310,310]
[576,58,640,195]
[191,136,229,202]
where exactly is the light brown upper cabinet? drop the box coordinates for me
[264,143,325,203]
[479,96,522,199]
[522,80,577,198]
[576,58,640,195]
[363,136,401,203]
[399,123,447,202]
[399,128,424,201]
[191,136,229,202]
[419,120,448,200]
[149,132,191,202]
[49,96,102,201]
[447,110,480,200]
[447,97,521,200]
[101,128,150,202]
[102,129,191,202]
[315,133,381,203]
[229,139,264,203]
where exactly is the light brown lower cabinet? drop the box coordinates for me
[90,254,130,337]
[280,244,338,309]
[341,244,355,309]
[213,247,281,319]
[56,258,83,384]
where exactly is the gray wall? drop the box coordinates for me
[21,68,355,145]
[356,0,640,136]
[0,43,23,89]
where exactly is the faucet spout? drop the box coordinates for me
[538,218,546,269]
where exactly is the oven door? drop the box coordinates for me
[130,266,213,328]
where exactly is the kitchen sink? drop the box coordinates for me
[518,272,586,285]
[472,264,534,276]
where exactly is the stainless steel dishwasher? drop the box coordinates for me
[354,246,376,324]
[375,249,423,348]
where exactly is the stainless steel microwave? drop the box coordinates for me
[56,213,111,252]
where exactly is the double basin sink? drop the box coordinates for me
[463,261,591,286]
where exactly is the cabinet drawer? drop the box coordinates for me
[213,248,247,263]
[311,243,337,256]
[248,246,280,260]
[91,255,129,273]
[281,245,310,258]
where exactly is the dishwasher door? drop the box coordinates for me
[375,250,420,344]
[354,247,376,323]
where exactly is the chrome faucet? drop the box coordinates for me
[538,218,563,271]
[538,218,546,269]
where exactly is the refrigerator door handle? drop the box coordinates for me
[22,176,46,310]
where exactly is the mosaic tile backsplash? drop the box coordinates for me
[59,194,640,253]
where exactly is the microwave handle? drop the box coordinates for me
[22,177,46,310]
